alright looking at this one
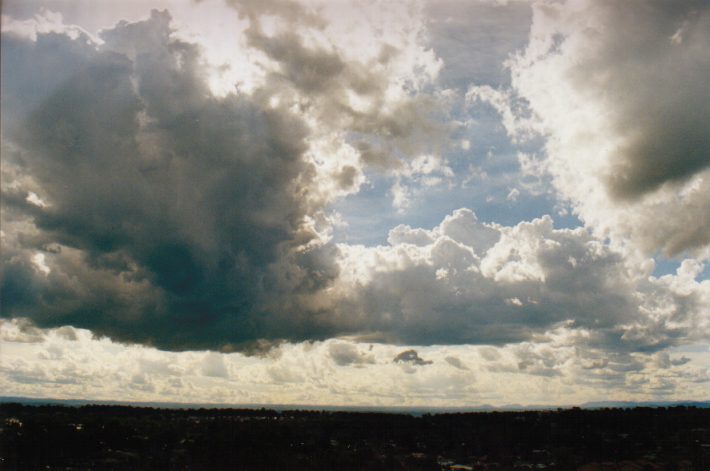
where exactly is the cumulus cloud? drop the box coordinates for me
[496,0,710,257]
[0,3,460,352]
[325,208,708,352]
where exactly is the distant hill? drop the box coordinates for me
[581,400,710,409]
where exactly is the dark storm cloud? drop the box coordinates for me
[0,11,337,351]
[590,1,710,199]
[1,6,447,352]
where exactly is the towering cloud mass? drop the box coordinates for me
[498,0,710,257]
[0,4,446,351]
[1,10,336,350]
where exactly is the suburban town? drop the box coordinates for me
[2,403,709,470]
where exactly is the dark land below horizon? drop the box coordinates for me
[2,402,709,470]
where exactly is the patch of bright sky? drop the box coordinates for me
[652,257,709,280]
[329,1,581,246]
[332,1,696,280]
[0,0,604,251]
[425,0,532,91]
[3,0,257,96]
[331,94,581,245]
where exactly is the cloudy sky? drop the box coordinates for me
[1,0,708,407]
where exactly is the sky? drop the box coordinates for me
[0,0,708,408]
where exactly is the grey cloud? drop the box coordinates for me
[655,352,691,369]
[393,349,432,366]
[444,356,468,370]
[129,373,155,392]
[0,8,447,353]
[588,1,710,198]
[200,352,229,378]
[1,361,87,386]
[232,0,449,171]
[513,345,565,377]
[2,6,705,357]
[581,359,609,370]
[225,339,284,358]
[0,11,338,351]
[572,350,668,391]
[4,368,52,385]
[0,319,46,343]
[478,347,501,362]
[225,0,325,29]
[54,326,78,341]
[329,211,707,352]
[328,342,375,367]
[503,0,710,256]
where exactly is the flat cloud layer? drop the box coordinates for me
[2,320,708,406]
[1,1,708,361]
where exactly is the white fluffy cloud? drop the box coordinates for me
[328,208,708,351]
[491,0,710,258]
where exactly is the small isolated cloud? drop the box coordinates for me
[394,349,432,366]
[506,188,520,202]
